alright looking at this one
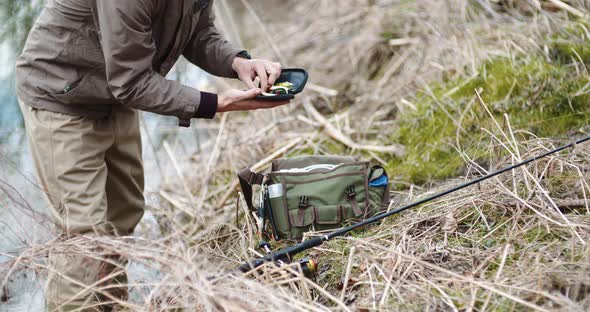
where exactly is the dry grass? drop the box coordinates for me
[2,129,589,311]
[2,0,590,311]
[308,136,590,311]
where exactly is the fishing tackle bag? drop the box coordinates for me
[238,155,390,241]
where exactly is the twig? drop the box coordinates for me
[196,113,229,211]
[302,97,405,156]
[340,246,356,302]
[545,0,588,18]
[388,37,420,46]
[238,0,286,64]
[307,83,339,97]
[163,141,200,221]
[377,48,413,89]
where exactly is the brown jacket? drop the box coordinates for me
[16,0,243,126]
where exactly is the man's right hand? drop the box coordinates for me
[217,88,291,113]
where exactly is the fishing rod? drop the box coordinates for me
[238,135,590,273]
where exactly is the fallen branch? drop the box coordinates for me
[545,0,588,18]
[388,37,420,46]
[302,97,405,157]
[307,83,339,97]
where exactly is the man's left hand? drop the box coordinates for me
[232,57,282,91]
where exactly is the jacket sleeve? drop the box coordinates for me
[182,0,244,78]
[94,0,217,127]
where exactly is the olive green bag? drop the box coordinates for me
[238,155,390,241]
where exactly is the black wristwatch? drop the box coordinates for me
[236,50,252,60]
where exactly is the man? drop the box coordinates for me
[15,0,289,310]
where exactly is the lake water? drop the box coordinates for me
[0,63,213,311]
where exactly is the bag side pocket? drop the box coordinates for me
[267,177,290,240]
[367,166,390,215]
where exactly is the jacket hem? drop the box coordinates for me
[16,88,113,120]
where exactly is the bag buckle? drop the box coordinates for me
[346,185,363,217]
[346,185,357,198]
[298,196,309,209]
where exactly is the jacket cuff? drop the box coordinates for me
[223,47,248,79]
[236,50,252,60]
[195,92,218,119]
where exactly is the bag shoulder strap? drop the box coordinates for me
[238,168,264,211]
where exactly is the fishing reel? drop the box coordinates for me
[238,241,317,278]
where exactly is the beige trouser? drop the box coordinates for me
[19,101,145,311]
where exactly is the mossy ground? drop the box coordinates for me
[351,23,590,188]
[158,7,590,311]
[287,24,590,190]
[159,6,590,312]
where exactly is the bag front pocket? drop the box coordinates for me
[266,161,372,240]
[289,205,315,227]
[288,204,314,240]
[313,205,347,231]
[282,170,367,240]
[313,205,341,225]
[288,204,353,235]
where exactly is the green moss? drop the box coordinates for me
[549,22,590,66]
[312,239,351,292]
[286,27,590,189]
[384,52,590,186]
[521,226,559,244]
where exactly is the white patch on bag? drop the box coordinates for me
[276,164,339,173]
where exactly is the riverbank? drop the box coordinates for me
[159,1,590,310]
[1,1,589,311]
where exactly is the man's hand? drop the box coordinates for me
[232,57,282,91]
[217,88,290,113]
